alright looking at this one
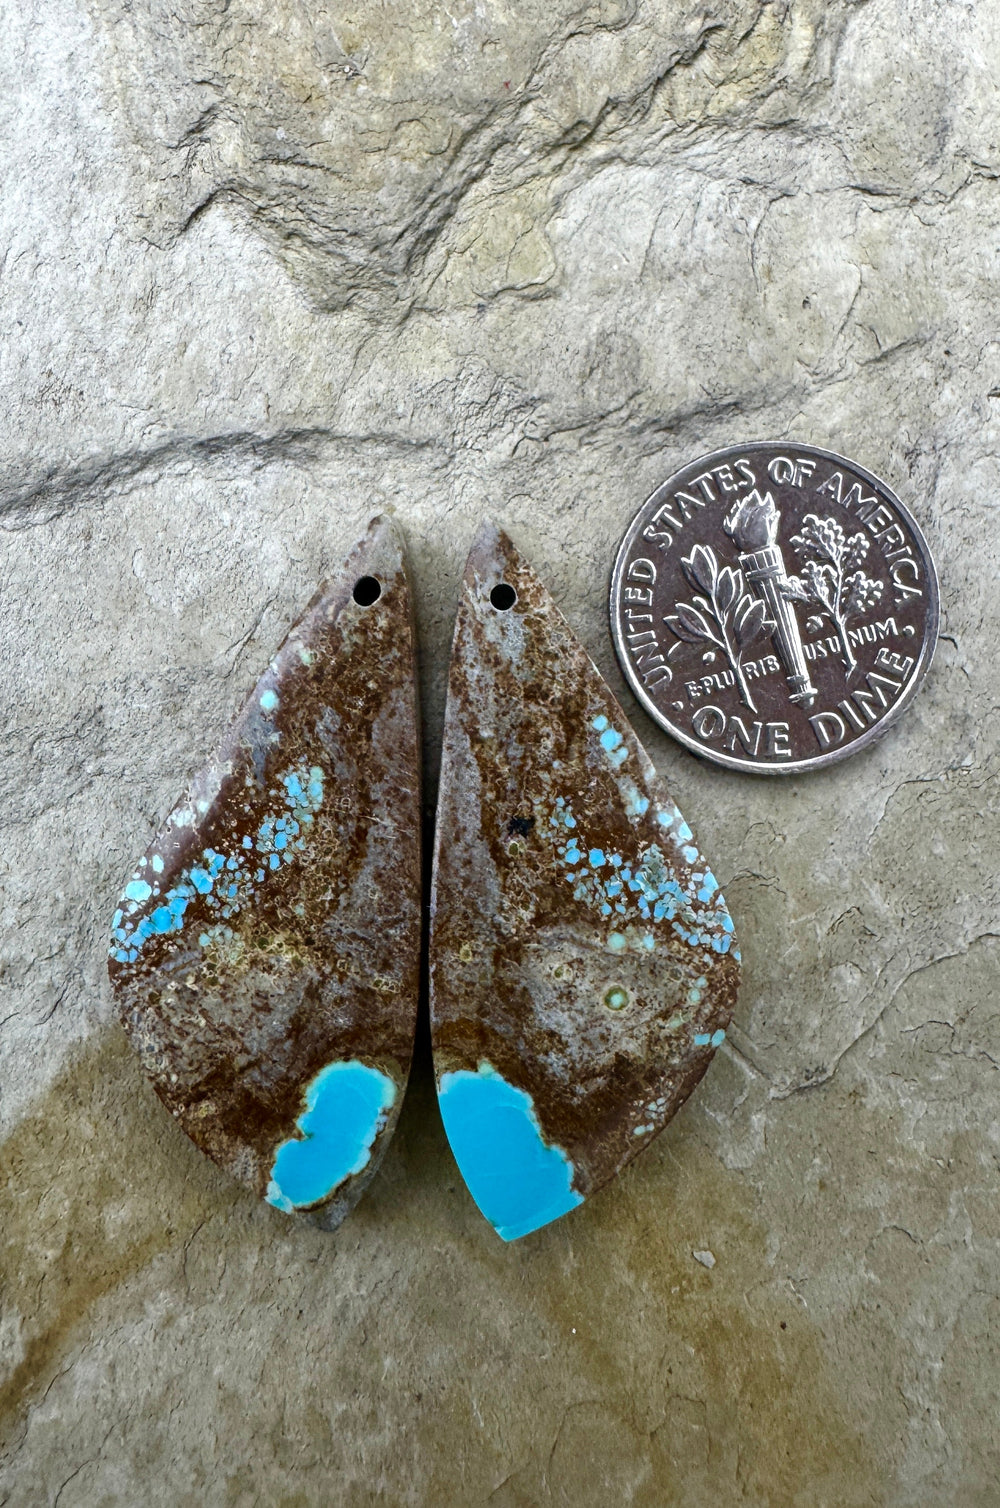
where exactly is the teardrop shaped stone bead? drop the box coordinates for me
[108,517,421,1230]
[429,523,740,1241]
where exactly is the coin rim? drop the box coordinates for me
[610,441,941,776]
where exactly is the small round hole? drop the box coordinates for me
[353,575,382,606]
[490,582,517,611]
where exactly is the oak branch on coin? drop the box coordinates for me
[784,513,885,678]
[611,443,939,773]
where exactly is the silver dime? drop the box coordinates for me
[610,443,939,774]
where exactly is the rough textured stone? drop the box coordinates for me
[1,0,998,1502]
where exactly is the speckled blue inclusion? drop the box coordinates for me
[438,1064,584,1241]
[266,1061,395,1212]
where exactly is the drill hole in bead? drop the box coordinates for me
[490,582,517,611]
[353,575,382,606]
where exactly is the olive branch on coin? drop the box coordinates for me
[783,515,884,677]
[664,545,774,714]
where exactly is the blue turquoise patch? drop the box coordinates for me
[546,794,736,963]
[591,714,629,766]
[266,1060,396,1212]
[438,1062,584,1241]
[109,762,325,964]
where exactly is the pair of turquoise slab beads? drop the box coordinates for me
[108,517,739,1241]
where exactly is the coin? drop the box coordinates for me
[610,443,939,774]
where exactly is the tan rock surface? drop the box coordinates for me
[1,0,998,1502]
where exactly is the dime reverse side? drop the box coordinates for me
[611,443,939,774]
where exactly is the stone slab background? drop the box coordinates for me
[1,0,998,1503]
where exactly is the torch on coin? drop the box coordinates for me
[724,490,818,709]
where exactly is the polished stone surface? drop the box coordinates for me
[1,0,998,1502]
[431,526,738,1240]
[107,518,421,1229]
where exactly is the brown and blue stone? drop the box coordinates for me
[429,524,740,1241]
[108,517,421,1230]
